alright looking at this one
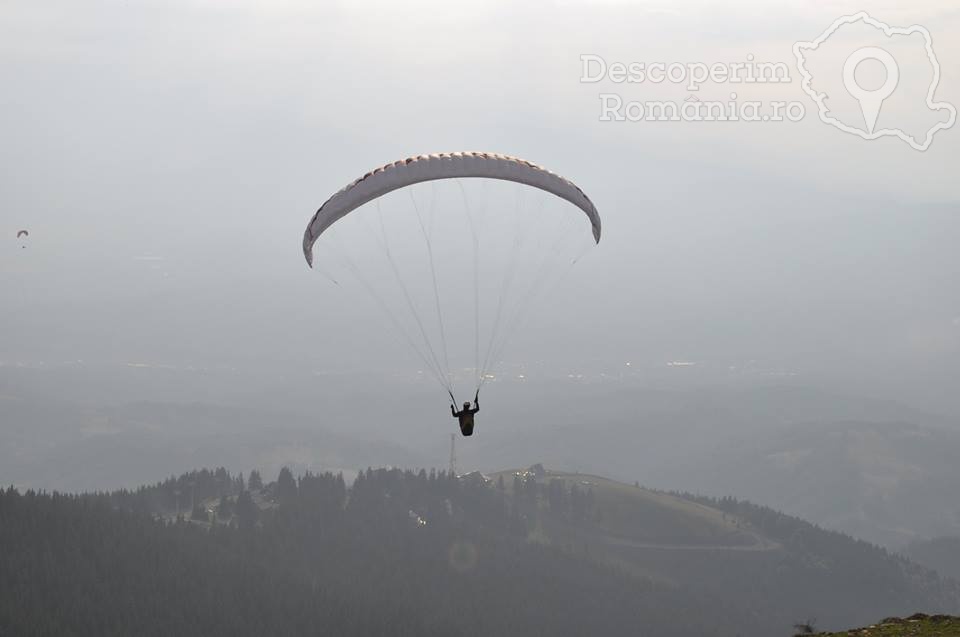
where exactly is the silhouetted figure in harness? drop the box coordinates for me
[451,392,479,436]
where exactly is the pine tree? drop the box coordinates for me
[248,470,263,491]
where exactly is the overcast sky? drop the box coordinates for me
[2,0,958,415]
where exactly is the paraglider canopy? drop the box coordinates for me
[303,152,601,267]
[16,230,28,238]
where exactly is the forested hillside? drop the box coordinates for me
[1,466,957,637]
[0,469,752,637]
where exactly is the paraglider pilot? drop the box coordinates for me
[451,392,480,436]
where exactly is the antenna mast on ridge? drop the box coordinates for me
[449,433,457,476]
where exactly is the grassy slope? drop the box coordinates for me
[489,468,781,586]
[491,468,773,548]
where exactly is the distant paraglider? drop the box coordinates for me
[16,229,29,248]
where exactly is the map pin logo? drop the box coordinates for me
[843,46,899,134]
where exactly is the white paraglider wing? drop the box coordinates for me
[303,152,601,267]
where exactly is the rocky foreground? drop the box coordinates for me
[806,614,960,636]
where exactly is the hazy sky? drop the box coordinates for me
[2,0,958,415]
